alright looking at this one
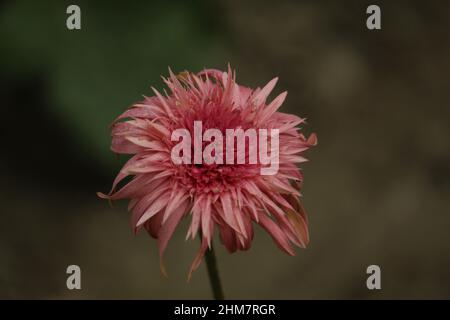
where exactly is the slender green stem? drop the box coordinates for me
[204,243,225,300]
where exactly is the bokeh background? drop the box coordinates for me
[1,0,449,299]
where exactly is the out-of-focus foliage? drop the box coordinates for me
[0,0,226,170]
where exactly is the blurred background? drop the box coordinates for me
[1,0,449,299]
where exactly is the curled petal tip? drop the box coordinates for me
[96,192,109,199]
[307,133,318,146]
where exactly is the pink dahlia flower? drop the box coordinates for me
[99,67,317,278]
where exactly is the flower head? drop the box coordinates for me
[98,66,317,278]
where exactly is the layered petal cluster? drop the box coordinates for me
[99,67,317,278]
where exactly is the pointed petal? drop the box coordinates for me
[163,191,189,223]
[252,77,278,106]
[201,195,213,246]
[219,224,237,253]
[258,213,295,255]
[187,237,209,281]
[257,91,287,124]
[157,199,189,265]
[136,192,170,227]
[220,192,241,234]
[151,87,174,118]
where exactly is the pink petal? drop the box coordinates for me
[200,195,213,246]
[136,192,171,227]
[258,213,295,256]
[157,199,189,267]
[256,91,287,125]
[187,236,209,281]
[162,191,189,223]
[252,77,278,106]
[219,224,237,253]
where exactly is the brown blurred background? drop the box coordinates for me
[1,0,449,299]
